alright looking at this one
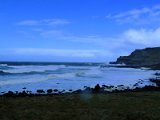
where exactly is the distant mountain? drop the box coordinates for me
[110,47,160,68]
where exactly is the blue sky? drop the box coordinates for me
[1,0,160,62]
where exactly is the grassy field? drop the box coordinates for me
[0,91,160,120]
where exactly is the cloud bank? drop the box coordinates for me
[18,19,70,26]
[0,48,108,58]
[123,27,160,45]
[106,4,160,24]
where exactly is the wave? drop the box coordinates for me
[0,64,98,78]
[2,65,66,74]
[0,70,54,76]
[0,70,11,75]
[0,65,14,70]
[75,72,86,77]
[0,64,8,66]
[0,62,101,66]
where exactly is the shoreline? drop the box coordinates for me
[1,83,160,97]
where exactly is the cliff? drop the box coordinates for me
[111,47,160,67]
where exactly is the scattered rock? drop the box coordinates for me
[53,89,58,92]
[37,89,45,94]
[154,72,160,76]
[73,89,82,94]
[149,78,160,86]
[47,89,53,94]
[18,91,28,97]
[69,89,72,92]
[93,84,101,92]
[4,91,15,97]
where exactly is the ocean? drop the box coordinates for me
[0,62,157,94]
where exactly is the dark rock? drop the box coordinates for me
[102,85,114,89]
[117,85,124,87]
[15,91,19,95]
[37,89,45,94]
[18,91,28,97]
[73,89,82,94]
[93,84,101,92]
[4,91,15,97]
[58,91,62,94]
[82,87,93,93]
[142,85,160,91]
[154,72,160,76]
[102,85,107,88]
[53,89,58,92]
[69,89,72,92]
[111,47,160,67]
[47,89,53,94]
[149,78,160,86]
[133,83,138,87]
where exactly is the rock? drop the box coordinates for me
[82,87,93,93]
[4,91,15,97]
[53,89,58,92]
[111,47,160,67]
[62,89,65,92]
[47,89,53,94]
[154,72,160,76]
[142,85,160,91]
[37,89,45,94]
[18,91,28,97]
[93,84,101,92]
[69,89,72,92]
[73,89,82,94]
[149,78,160,86]
[102,85,114,89]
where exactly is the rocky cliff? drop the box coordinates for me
[111,47,160,66]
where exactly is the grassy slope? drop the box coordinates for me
[0,91,160,120]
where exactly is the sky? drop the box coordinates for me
[1,0,160,62]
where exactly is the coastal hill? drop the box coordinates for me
[110,47,160,67]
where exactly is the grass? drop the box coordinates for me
[0,91,160,120]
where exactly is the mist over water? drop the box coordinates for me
[0,62,156,93]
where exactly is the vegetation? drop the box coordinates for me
[111,47,160,68]
[0,91,160,120]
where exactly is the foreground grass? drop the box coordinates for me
[0,91,160,120]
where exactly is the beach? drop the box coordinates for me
[0,62,157,94]
[1,62,160,120]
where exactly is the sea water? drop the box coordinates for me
[0,62,157,93]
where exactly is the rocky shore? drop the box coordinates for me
[1,78,160,97]
[110,47,160,69]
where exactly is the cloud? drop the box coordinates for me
[63,27,160,51]
[106,4,160,24]
[18,20,40,26]
[122,27,160,45]
[0,48,108,58]
[18,19,70,26]
[40,30,63,38]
